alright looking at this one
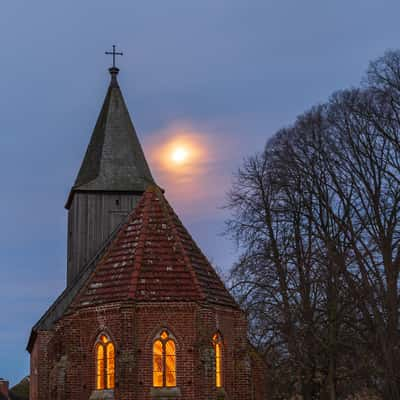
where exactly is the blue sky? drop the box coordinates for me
[1,0,400,385]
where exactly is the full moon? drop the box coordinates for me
[171,147,189,164]
[152,130,208,173]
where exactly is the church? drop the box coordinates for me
[27,53,266,400]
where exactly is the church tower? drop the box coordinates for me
[66,65,155,286]
[27,54,266,400]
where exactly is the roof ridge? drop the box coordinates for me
[72,84,113,191]
[128,191,151,299]
[176,216,229,286]
[95,84,114,183]
[156,189,206,301]
[69,206,138,310]
[169,202,236,307]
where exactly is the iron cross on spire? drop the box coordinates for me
[105,45,123,68]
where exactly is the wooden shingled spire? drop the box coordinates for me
[66,62,155,208]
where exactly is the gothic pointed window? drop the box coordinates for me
[96,334,115,390]
[153,330,176,387]
[213,333,223,388]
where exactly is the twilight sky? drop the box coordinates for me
[1,0,400,385]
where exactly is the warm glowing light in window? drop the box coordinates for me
[97,345,105,389]
[153,330,176,388]
[153,340,163,387]
[96,334,115,390]
[213,333,223,388]
[107,343,115,389]
[165,339,176,387]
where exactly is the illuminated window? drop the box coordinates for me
[213,333,223,388]
[96,334,115,390]
[153,330,176,387]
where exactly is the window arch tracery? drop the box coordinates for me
[95,334,115,390]
[153,329,176,387]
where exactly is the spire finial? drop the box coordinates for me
[105,45,123,82]
[105,45,123,68]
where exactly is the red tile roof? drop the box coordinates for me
[72,186,238,309]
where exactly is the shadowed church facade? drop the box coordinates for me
[27,59,266,400]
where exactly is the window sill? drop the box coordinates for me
[217,387,227,399]
[89,389,115,400]
[150,387,181,399]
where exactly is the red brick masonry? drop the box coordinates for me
[29,188,266,400]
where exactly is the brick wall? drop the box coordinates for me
[0,379,9,399]
[30,301,266,399]
[30,331,54,400]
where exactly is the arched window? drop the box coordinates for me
[213,333,223,388]
[153,330,176,387]
[96,334,115,390]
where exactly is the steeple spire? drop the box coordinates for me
[66,58,155,208]
[65,59,156,286]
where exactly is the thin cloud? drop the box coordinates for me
[143,120,240,218]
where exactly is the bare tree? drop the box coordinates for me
[226,50,400,400]
[326,88,400,399]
